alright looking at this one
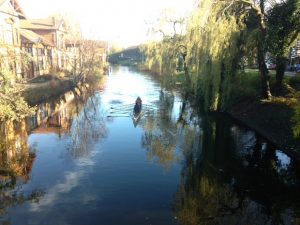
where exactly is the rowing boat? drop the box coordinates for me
[133,109,142,122]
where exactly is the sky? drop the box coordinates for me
[19,0,196,47]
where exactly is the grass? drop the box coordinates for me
[232,70,261,98]
[228,69,300,155]
[22,78,75,106]
[27,74,59,83]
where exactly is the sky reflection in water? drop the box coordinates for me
[0,66,299,225]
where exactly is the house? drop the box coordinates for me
[19,28,54,77]
[0,0,26,80]
[20,17,66,71]
[1,0,105,81]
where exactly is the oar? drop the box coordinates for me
[142,105,158,109]
[107,115,131,118]
[109,111,129,115]
[110,103,134,109]
[143,104,156,107]
[110,107,134,111]
[109,108,133,113]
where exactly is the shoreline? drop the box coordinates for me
[226,99,300,161]
[21,77,76,106]
[138,66,300,161]
[20,74,107,107]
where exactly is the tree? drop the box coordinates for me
[0,45,35,121]
[267,0,300,89]
[185,0,246,110]
[143,9,188,85]
[232,0,272,99]
[67,39,105,86]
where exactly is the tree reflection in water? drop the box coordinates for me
[172,114,300,225]
[0,84,107,217]
[138,88,299,225]
[0,120,44,216]
[141,90,179,171]
[68,88,107,159]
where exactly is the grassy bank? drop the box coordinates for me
[227,70,300,158]
[21,72,106,106]
[154,68,300,158]
[21,75,76,106]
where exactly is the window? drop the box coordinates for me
[4,29,13,45]
[3,18,15,45]
[37,48,45,70]
[13,28,19,45]
[25,47,32,54]
[0,26,4,42]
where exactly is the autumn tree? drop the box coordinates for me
[0,45,35,121]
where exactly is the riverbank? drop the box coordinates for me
[19,75,76,106]
[226,73,300,160]
[20,73,108,107]
[227,98,300,160]
[138,66,300,159]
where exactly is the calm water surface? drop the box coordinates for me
[0,66,299,225]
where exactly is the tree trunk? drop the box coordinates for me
[257,1,272,99]
[240,0,272,99]
[217,62,225,111]
[257,44,272,99]
[275,56,286,90]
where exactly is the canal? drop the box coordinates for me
[0,66,299,225]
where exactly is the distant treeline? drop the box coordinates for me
[108,46,145,65]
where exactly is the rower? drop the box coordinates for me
[134,97,142,114]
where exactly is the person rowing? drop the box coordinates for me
[133,97,142,116]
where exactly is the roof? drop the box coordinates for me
[65,40,108,49]
[12,0,25,18]
[0,0,26,18]
[20,17,64,31]
[20,29,54,46]
[0,0,6,6]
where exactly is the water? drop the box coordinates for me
[0,66,299,225]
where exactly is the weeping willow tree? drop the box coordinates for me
[143,1,248,111]
[142,10,187,88]
[143,0,290,111]
[185,0,246,111]
[143,41,164,75]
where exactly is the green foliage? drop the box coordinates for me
[0,57,35,121]
[267,0,300,58]
[143,0,299,111]
[186,1,245,111]
[292,91,300,138]
[142,12,187,82]
[228,70,261,106]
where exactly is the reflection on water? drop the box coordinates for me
[0,84,107,219]
[173,116,300,225]
[0,120,43,217]
[0,66,299,225]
